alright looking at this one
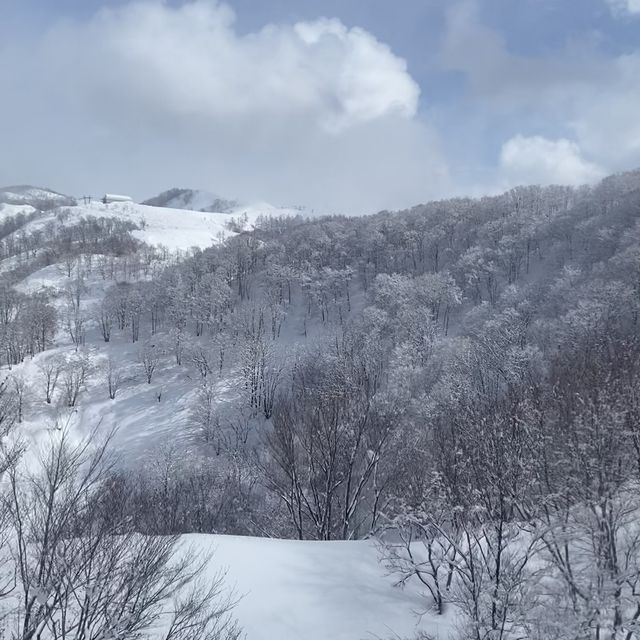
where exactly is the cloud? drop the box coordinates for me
[499,135,605,187]
[41,2,420,133]
[5,0,637,212]
[606,0,640,15]
[441,1,640,187]
[570,54,640,168]
[0,0,445,213]
[441,1,608,111]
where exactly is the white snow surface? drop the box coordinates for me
[0,185,72,205]
[10,260,327,459]
[0,202,37,220]
[185,533,452,640]
[19,200,298,251]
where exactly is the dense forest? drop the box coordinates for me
[1,171,640,638]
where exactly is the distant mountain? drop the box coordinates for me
[143,188,238,213]
[0,185,76,210]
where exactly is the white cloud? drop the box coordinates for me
[570,55,640,167]
[442,1,608,110]
[499,135,605,187]
[442,1,640,187]
[606,0,640,15]
[42,1,420,133]
[0,0,447,213]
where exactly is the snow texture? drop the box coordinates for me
[185,534,452,640]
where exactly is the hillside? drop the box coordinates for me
[18,200,242,252]
[4,197,302,255]
[142,188,239,214]
[1,170,640,638]
[6,1,640,637]
[0,185,76,209]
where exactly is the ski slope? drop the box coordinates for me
[19,200,298,252]
[187,534,453,640]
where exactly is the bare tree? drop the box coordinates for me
[65,271,86,312]
[238,310,284,418]
[104,357,123,400]
[11,373,27,423]
[382,472,460,616]
[0,376,22,622]
[97,301,113,343]
[139,340,160,384]
[263,352,397,540]
[224,408,254,454]
[5,429,241,640]
[0,376,20,476]
[191,379,220,446]
[58,253,77,278]
[189,343,215,380]
[170,325,186,366]
[65,301,86,350]
[61,352,92,407]
[37,355,64,404]
[527,334,640,640]
[128,288,144,343]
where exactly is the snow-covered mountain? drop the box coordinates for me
[11,197,302,253]
[3,172,640,639]
[144,187,318,218]
[0,185,76,209]
[142,188,239,213]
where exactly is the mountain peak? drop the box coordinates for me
[0,185,76,209]
[142,188,238,213]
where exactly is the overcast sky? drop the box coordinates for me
[1,0,640,213]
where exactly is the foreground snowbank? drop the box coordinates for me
[190,533,453,640]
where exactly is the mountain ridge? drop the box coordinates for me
[142,188,239,213]
[0,184,76,209]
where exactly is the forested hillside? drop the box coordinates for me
[1,171,640,638]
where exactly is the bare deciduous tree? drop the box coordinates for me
[139,340,161,384]
[263,352,397,540]
[97,301,113,343]
[11,373,27,423]
[191,379,220,446]
[37,356,64,404]
[104,356,123,400]
[62,352,92,407]
[5,429,241,640]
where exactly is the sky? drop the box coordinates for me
[1,0,640,213]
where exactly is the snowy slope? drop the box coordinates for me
[17,199,298,252]
[11,258,303,459]
[0,202,37,221]
[0,185,76,208]
[1,189,444,640]
[186,534,452,640]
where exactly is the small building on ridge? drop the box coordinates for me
[102,194,133,204]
